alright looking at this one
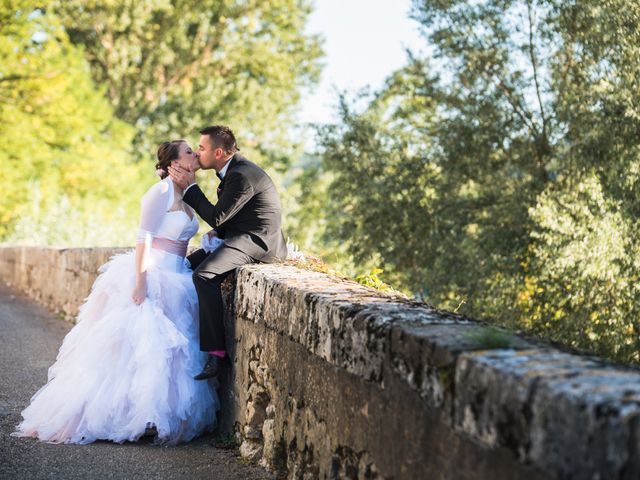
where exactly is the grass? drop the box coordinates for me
[465,325,514,349]
[211,432,240,450]
[284,255,407,298]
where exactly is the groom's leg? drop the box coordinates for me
[192,245,255,352]
[187,248,208,270]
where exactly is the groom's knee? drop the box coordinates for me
[192,268,211,284]
[192,267,223,285]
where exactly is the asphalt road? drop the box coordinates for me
[0,283,273,480]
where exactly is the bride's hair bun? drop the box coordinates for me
[155,140,185,179]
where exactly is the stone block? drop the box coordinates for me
[240,439,263,462]
[454,348,640,479]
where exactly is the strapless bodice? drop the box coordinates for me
[156,209,199,242]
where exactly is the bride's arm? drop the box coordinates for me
[132,181,170,304]
[132,242,149,305]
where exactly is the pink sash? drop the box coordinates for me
[151,237,188,258]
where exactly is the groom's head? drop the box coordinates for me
[197,125,239,171]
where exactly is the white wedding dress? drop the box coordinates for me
[13,178,219,445]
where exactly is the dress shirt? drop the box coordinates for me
[218,158,231,179]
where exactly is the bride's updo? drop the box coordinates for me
[155,140,186,179]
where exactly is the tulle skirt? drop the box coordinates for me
[12,248,219,445]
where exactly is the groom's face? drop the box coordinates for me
[197,134,225,171]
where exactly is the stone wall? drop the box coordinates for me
[227,265,640,480]
[0,246,129,320]
[2,246,640,479]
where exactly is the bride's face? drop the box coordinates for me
[175,142,200,172]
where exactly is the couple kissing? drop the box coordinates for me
[13,125,288,445]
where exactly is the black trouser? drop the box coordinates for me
[188,246,255,352]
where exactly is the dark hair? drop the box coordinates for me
[199,125,239,154]
[155,139,186,179]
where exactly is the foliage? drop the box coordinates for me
[211,433,239,450]
[1,0,321,246]
[354,268,400,293]
[52,0,322,169]
[520,174,640,362]
[465,326,514,350]
[0,0,149,245]
[293,0,640,363]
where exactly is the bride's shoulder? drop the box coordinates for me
[141,178,172,203]
[144,178,172,196]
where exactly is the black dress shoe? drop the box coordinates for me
[143,422,157,437]
[194,355,225,380]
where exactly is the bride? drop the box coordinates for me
[13,140,219,445]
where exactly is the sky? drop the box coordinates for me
[296,0,425,129]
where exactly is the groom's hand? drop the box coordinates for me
[168,164,196,190]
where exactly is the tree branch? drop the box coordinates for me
[494,76,538,136]
[527,0,548,138]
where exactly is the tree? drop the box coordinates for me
[0,1,147,245]
[296,0,640,363]
[515,0,640,362]
[52,0,322,167]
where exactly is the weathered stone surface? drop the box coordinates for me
[2,247,639,479]
[240,439,263,462]
[229,315,547,479]
[529,364,640,479]
[0,246,129,321]
[455,349,640,479]
[388,321,536,412]
[230,264,640,479]
[235,264,491,392]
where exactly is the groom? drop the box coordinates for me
[169,125,288,380]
